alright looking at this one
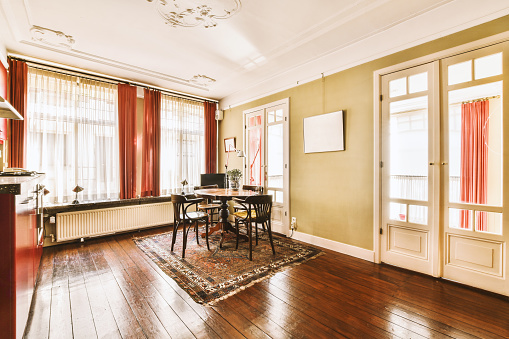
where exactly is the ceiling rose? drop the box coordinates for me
[189,74,216,87]
[30,26,75,49]
[146,0,241,28]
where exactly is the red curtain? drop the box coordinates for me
[204,101,217,173]
[0,62,7,143]
[141,88,161,197]
[8,59,28,168]
[460,100,489,231]
[118,84,137,199]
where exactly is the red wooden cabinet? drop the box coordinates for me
[0,174,45,339]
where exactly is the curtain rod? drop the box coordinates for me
[8,54,218,103]
[461,95,500,105]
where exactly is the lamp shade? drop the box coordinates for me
[72,185,84,193]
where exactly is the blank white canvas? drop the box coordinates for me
[303,110,344,153]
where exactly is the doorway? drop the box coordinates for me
[243,98,290,235]
[379,41,509,295]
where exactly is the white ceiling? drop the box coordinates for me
[0,0,508,108]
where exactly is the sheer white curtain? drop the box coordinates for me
[26,67,119,204]
[160,95,204,195]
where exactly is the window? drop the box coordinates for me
[26,67,119,204]
[160,95,205,194]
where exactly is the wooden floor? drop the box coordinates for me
[25,226,509,339]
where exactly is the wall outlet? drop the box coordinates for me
[291,217,297,230]
[50,216,56,223]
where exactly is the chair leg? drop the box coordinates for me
[171,222,178,252]
[235,218,240,250]
[267,219,276,255]
[255,222,259,245]
[205,218,210,251]
[195,221,200,245]
[248,222,253,261]
[182,224,189,258]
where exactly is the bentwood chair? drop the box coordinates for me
[171,194,210,258]
[234,185,264,228]
[194,184,221,225]
[232,194,275,261]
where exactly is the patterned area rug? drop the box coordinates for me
[133,228,324,305]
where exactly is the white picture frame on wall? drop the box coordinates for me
[303,110,344,153]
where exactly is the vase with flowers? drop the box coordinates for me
[226,169,242,190]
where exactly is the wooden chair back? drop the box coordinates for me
[244,194,272,222]
[171,194,202,222]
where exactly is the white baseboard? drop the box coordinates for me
[292,231,375,262]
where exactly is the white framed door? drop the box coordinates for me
[441,42,509,294]
[243,98,290,235]
[378,40,509,296]
[380,62,439,276]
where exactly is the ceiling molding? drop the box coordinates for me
[146,0,242,28]
[19,39,210,91]
[2,0,210,92]
[219,1,509,109]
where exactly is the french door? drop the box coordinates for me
[381,62,439,276]
[244,99,290,235]
[380,41,509,295]
[441,43,509,294]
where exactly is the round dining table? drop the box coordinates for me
[194,188,259,246]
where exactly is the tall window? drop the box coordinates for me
[160,95,204,194]
[26,67,119,204]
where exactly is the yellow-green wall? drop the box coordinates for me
[218,15,509,251]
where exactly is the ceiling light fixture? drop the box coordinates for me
[146,0,241,28]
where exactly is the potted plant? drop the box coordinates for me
[226,169,242,190]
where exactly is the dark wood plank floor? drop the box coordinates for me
[25,226,509,339]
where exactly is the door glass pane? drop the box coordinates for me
[409,72,427,93]
[390,202,407,221]
[275,109,284,122]
[389,96,428,201]
[249,115,262,127]
[275,191,283,203]
[448,60,472,85]
[474,53,502,80]
[389,77,406,97]
[268,110,275,123]
[247,127,262,186]
[408,205,428,225]
[448,82,502,206]
[449,208,473,230]
[267,124,283,189]
[475,211,502,234]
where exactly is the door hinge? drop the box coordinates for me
[285,117,287,121]
[380,161,383,168]
[285,211,287,216]
[380,228,383,235]
[380,94,383,102]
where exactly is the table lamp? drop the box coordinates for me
[72,185,84,204]
[181,179,188,195]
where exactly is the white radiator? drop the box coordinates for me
[56,202,173,242]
